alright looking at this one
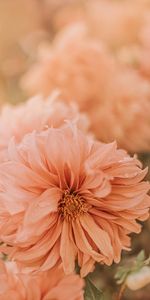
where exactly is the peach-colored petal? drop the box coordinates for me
[80,214,113,262]
[60,221,77,274]
[0,261,84,300]
[0,93,89,162]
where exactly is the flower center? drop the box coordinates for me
[58,190,88,221]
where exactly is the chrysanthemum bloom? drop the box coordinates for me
[0,260,84,300]
[22,22,150,152]
[0,125,149,277]
[0,92,89,161]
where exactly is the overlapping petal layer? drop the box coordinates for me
[0,92,89,162]
[0,260,84,300]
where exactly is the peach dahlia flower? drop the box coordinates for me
[0,260,84,300]
[0,92,89,162]
[0,125,149,277]
[22,22,150,152]
[21,22,116,105]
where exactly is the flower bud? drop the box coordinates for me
[126,266,150,291]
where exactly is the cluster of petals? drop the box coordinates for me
[0,260,84,300]
[0,124,149,277]
[0,92,89,162]
[22,22,150,152]
[21,22,116,106]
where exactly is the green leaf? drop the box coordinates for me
[134,250,147,271]
[115,250,150,285]
[115,266,130,284]
[84,277,103,300]
[136,250,145,262]
[144,255,150,266]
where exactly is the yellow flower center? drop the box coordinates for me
[58,190,88,221]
